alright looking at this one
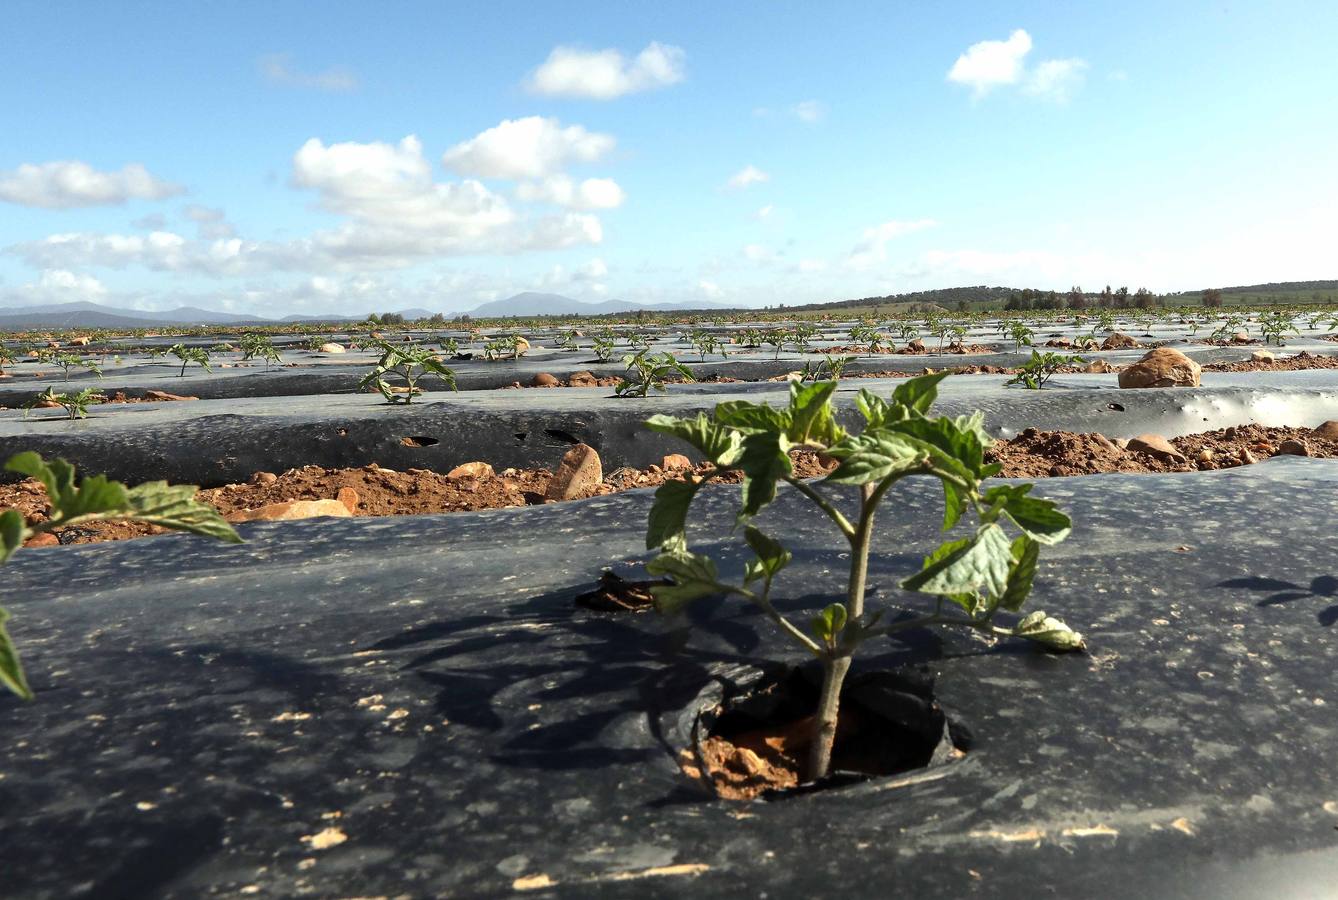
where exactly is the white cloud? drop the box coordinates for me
[0,268,107,307]
[442,117,615,180]
[0,160,183,209]
[1023,58,1089,102]
[182,204,236,239]
[947,29,1033,96]
[258,53,358,92]
[847,219,939,269]
[948,30,1089,103]
[742,243,774,262]
[726,165,769,190]
[516,175,625,210]
[791,100,827,123]
[755,204,775,220]
[698,279,724,299]
[526,42,685,99]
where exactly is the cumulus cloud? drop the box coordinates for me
[182,204,237,239]
[698,279,724,299]
[1023,58,1089,102]
[516,175,626,210]
[526,42,685,99]
[442,117,615,180]
[0,268,107,307]
[0,160,183,209]
[947,29,1088,102]
[846,219,938,269]
[258,53,359,92]
[726,165,769,190]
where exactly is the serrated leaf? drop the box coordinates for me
[737,431,792,517]
[824,429,926,485]
[714,401,791,434]
[910,536,978,613]
[1002,495,1072,545]
[787,380,841,444]
[0,607,32,700]
[1000,535,1039,611]
[646,478,702,551]
[646,550,722,614]
[902,523,1013,599]
[0,508,28,565]
[124,482,243,544]
[645,413,743,466]
[887,415,987,481]
[1014,610,1086,651]
[855,388,891,428]
[891,370,950,415]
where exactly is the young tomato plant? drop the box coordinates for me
[167,343,211,377]
[1006,350,1085,390]
[616,351,695,397]
[37,350,102,382]
[23,387,104,420]
[643,373,1081,783]
[239,333,282,369]
[360,339,457,403]
[0,452,242,699]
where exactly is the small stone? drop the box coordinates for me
[143,390,198,402]
[1223,426,1239,439]
[319,343,346,354]
[1092,434,1119,452]
[336,487,360,513]
[1114,438,1130,449]
[69,336,91,346]
[1101,332,1140,350]
[531,372,560,387]
[567,370,598,387]
[1085,359,1116,374]
[1196,448,1215,464]
[1231,331,1250,344]
[1278,439,1309,456]
[1045,337,1073,348]
[447,461,494,479]
[514,337,531,355]
[1250,350,1275,363]
[1117,348,1202,389]
[545,443,603,501]
[25,532,59,547]
[661,453,692,470]
[1128,433,1186,463]
[1239,448,1258,465]
[1311,420,1338,441]
[906,338,926,353]
[252,472,278,485]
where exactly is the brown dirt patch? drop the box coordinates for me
[989,424,1338,477]
[1203,350,1338,372]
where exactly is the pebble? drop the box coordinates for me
[1127,433,1186,463]
[1278,439,1309,456]
[252,472,278,485]
[447,461,495,479]
[545,444,603,501]
[531,373,560,387]
[1312,420,1338,441]
[661,453,692,470]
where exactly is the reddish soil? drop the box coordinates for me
[1202,351,1338,372]
[988,424,1338,477]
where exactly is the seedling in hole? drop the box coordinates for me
[1258,311,1298,346]
[360,339,457,403]
[850,324,885,353]
[167,343,211,377]
[643,373,1081,782]
[1008,322,1035,351]
[0,451,242,699]
[592,334,617,362]
[36,350,102,382]
[1007,351,1085,390]
[799,354,857,382]
[616,350,695,397]
[23,387,104,420]
[239,333,282,369]
[690,330,727,361]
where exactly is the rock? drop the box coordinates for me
[1239,448,1258,465]
[447,461,495,479]
[1250,350,1275,363]
[514,337,531,355]
[1312,421,1338,441]
[1223,426,1239,440]
[1117,348,1202,389]
[319,343,346,354]
[143,390,198,402]
[69,336,91,347]
[251,471,278,485]
[1101,332,1140,350]
[231,499,354,523]
[905,339,926,353]
[1045,337,1073,348]
[1128,433,1186,463]
[662,453,692,470]
[1092,433,1119,453]
[567,371,598,387]
[1085,359,1116,374]
[1196,449,1215,464]
[336,487,360,513]
[545,443,602,501]
[1278,439,1309,456]
[531,372,560,387]
[25,533,59,548]
[1232,331,1251,344]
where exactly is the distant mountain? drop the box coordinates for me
[463,292,725,318]
[0,301,266,330]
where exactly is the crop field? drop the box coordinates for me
[4,304,1338,896]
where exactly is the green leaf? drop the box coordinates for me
[123,482,243,544]
[810,603,848,644]
[891,370,950,415]
[0,607,32,700]
[855,388,891,428]
[736,431,792,517]
[645,413,743,467]
[0,508,28,565]
[787,380,841,445]
[646,478,702,551]
[902,523,1013,599]
[999,536,1039,612]
[1002,495,1072,545]
[824,428,926,485]
[743,526,790,583]
[1013,610,1086,651]
[909,536,978,613]
[941,479,965,531]
[646,549,723,614]
[714,401,791,434]
[887,415,988,481]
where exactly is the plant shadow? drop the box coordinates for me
[1216,574,1338,626]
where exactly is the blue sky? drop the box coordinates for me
[1,1,1335,316]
